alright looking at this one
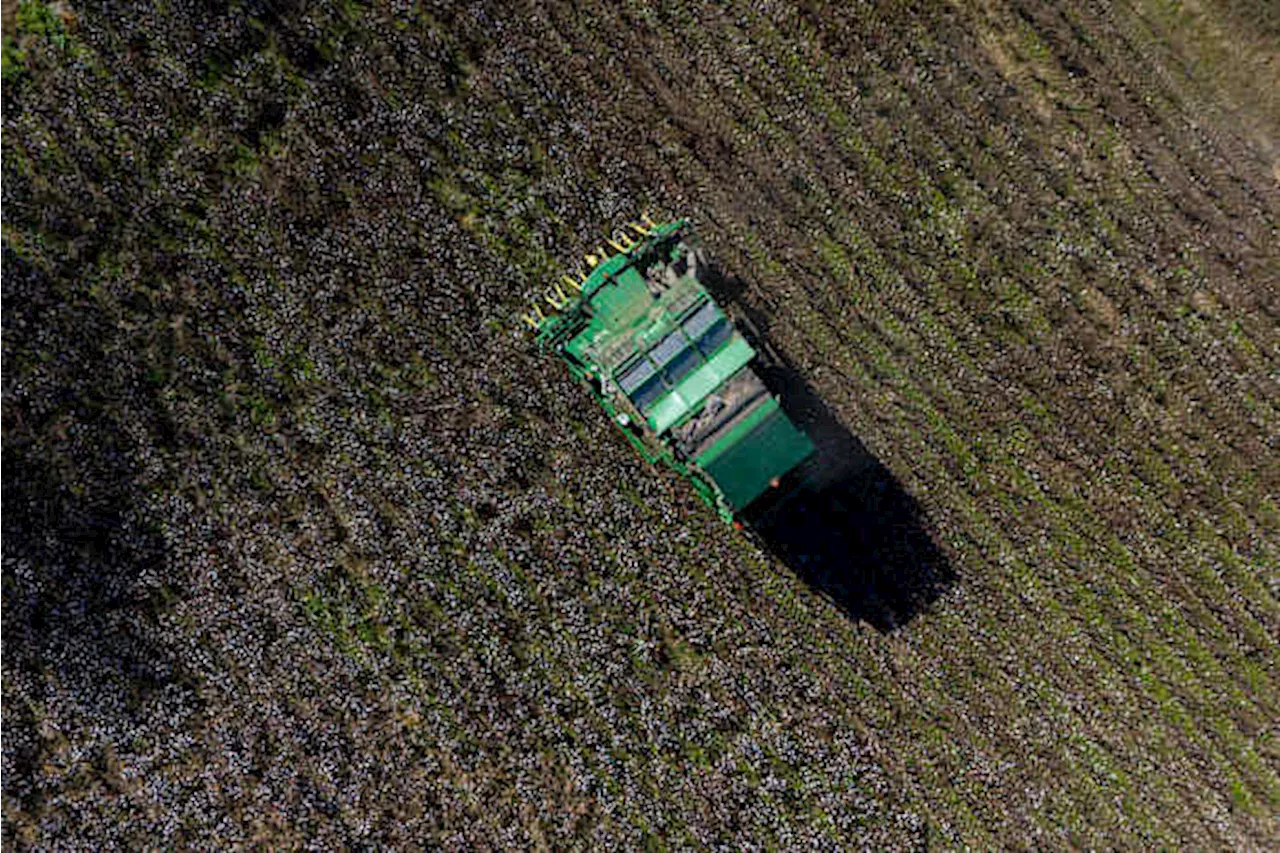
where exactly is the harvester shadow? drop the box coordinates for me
[710,275,956,632]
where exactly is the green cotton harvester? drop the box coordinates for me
[526,216,815,525]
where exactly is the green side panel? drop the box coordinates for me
[563,265,651,364]
[592,266,649,327]
[646,335,755,434]
[699,406,816,511]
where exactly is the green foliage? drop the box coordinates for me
[300,567,393,657]
[1,35,24,81]
[3,1,72,81]
[17,0,66,46]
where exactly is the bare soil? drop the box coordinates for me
[1,1,17,35]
